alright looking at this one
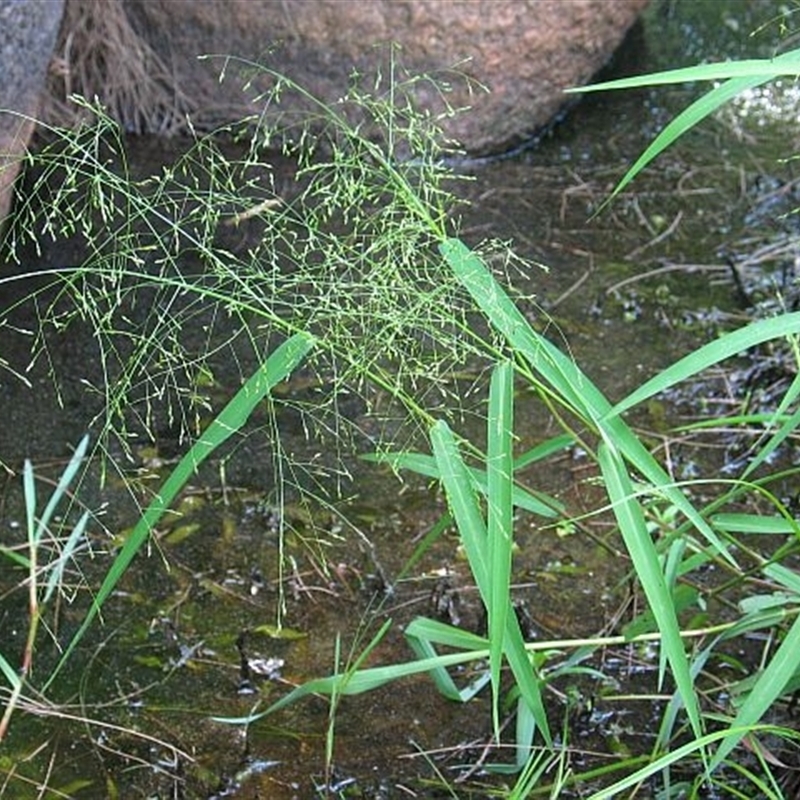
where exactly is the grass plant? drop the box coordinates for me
[295,245,800,792]
[3,37,800,797]
[0,435,91,741]
[235,47,800,795]
[2,56,497,695]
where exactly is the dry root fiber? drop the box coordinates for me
[45,0,195,135]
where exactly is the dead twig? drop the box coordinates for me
[605,262,728,295]
[625,210,683,261]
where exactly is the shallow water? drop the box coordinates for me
[2,1,798,797]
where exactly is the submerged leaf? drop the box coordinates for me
[253,624,308,640]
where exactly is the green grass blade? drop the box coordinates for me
[710,612,800,770]
[365,450,562,517]
[395,512,453,580]
[597,441,703,740]
[0,547,29,569]
[566,49,800,93]
[23,460,36,550]
[0,652,21,692]
[430,420,490,607]
[405,616,491,650]
[600,75,772,203]
[506,743,555,793]
[440,239,601,422]
[214,643,496,724]
[676,412,794,431]
[35,434,90,547]
[333,618,393,694]
[741,370,800,479]
[430,418,551,745]
[607,313,800,419]
[566,50,800,203]
[511,700,539,774]
[405,619,492,701]
[404,617,492,701]
[587,725,782,800]
[43,510,90,605]
[487,361,514,734]
[501,610,552,747]
[763,563,800,595]
[513,433,575,469]
[711,514,799,536]
[220,609,547,745]
[49,332,314,684]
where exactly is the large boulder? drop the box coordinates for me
[55,0,647,151]
[1,0,647,220]
[0,0,64,224]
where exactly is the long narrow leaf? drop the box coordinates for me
[588,725,784,800]
[406,617,492,702]
[440,240,600,421]
[501,608,552,747]
[599,74,772,202]
[440,239,620,430]
[742,370,800,480]
[598,441,703,740]
[214,643,496,725]
[43,510,90,604]
[405,620,492,702]
[431,421,490,590]
[566,50,800,203]
[764,563,800,596]
[712,514,799,536]
[608,314,800,419]
[35,434,90,547]
[567,49,800,93]
[430,418,551,744]
[405,616,491,650]
[49,332,314,684]
[395,512,453,580]
[23,460,35,551]
[710,612,800,770]
[513,433,575,469]
[487,361,514,733]
[365,450,562,517]
[0,547,29,569]
[0,652,21,692]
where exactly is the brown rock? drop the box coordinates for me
[48,0,646,152]
[1,0,646,221]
